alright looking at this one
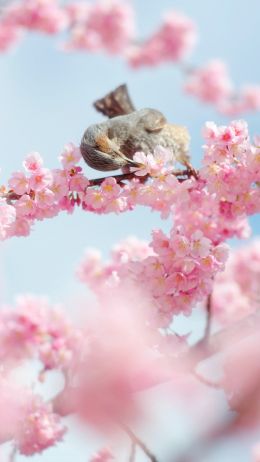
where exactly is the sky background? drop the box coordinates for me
[0,0,260,460]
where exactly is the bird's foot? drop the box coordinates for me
[183,161,199,180]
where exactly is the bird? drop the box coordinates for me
[80,84,190,172]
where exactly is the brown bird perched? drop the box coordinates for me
[80,84,190,172]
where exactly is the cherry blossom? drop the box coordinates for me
[23,152,44,172]
[16,397,66,455]
[128,10,196,67]
[0,119,259,243]
[184,60,233,104]
[0,2,260,460]
[212,239,260,325]
[89,448,114,462]
[64,0,135,54]
[0,20,23,51]
[0,239,259,458]
[0,2,259,115]
[77,229,229,328]
[0,197,16,239]
[8,171,29,195]
[4,0,68,34]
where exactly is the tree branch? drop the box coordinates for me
[121,423,159,462]
[204,294,212,343]
[128,440,136,462]
[1,167,198,203]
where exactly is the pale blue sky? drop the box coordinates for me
[0,1,259,460]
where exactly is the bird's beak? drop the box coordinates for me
[113,148,142,168]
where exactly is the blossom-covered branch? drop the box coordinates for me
[0,0,260,116]
[0,239,259,459]
[1,119,259,243]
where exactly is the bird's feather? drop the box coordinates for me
[93,84,136,118]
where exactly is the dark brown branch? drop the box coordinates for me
[1,168,198,202]
[88,168,194,186]
[88,171,149,186]
[121,423,159,462]
[204,294,212,342]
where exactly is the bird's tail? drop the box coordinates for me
[93,84,136,119]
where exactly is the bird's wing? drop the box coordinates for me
[139,109,167,133]
[93,84,136,118]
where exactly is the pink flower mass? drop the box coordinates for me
[0,1,259,115]
[0,115,259,458]
[0,2,259,461]
[128,10,197,67]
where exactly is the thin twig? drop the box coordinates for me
[204,294,212,342]
[88,168,194,186]
[128,440,136,462]
[9,446,17,462]
[88,171,149,186]
[121,423,159,462]
[192,370,221,389]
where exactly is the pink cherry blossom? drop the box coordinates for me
[65,0,135,54]
[65,2,90,24]
[29,168,53,191]
[128,10,197,67]
[212,240,260,325]
[35,188,55,207]
[100,177,121,198]
[5,0,68,34]
[50,169,69,199]
[0,2,260,457]
[8,171,29,195]
[77,228,229,328]
[16,397,66,455]
[69,172,89,193]
[59,143,81,169]
[241,85,260,111]
[23,152,43,172]
[0,199,16,240]
[190,230,211,258]
[89,448,114,462]
[15,194,36,217]
[184,60,233,104]
[133,146,172,177]
[0,20,23,51]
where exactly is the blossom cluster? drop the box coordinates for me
[127,10,196,67]
[0,293,82,371]
[0,288,174,453]
[185,60,260,116]
[0,0,68,39]
[0,377,66,454]
[0,294,81,453]
[0,0,195,61]
[0,121,260,458]
[0,144,191,239]
[0,240,259,458]
[77,232,229,328]
[1,120,258,243]
[211,239,260,325]
[0,1,260,115]
[201,119,260,219]
[89,448,114,461]
[64,0,135,54]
